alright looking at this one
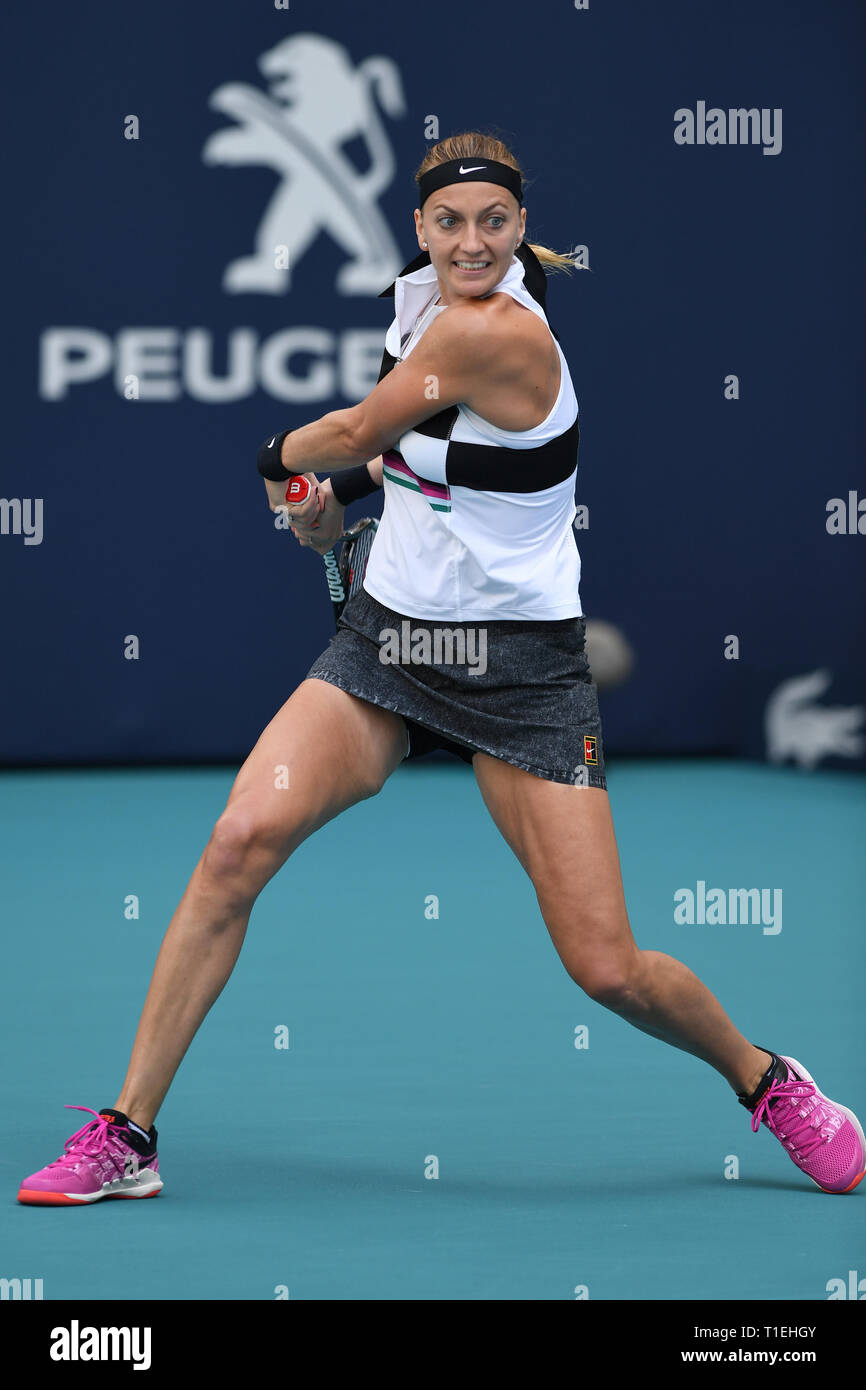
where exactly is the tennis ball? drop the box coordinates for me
[584,619,636,691]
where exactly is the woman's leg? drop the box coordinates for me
[471,755,770,1096]
[113,679,409,1130]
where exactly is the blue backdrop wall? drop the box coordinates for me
[3,0,864,771]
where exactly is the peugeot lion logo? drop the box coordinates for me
[203,33,407,296]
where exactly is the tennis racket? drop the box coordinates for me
[283,474,378,626]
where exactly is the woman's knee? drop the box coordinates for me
[203,801,300,895]
[573,960,642,1009]
[551,919,643,1007]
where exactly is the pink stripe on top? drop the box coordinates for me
[383,450,450,500]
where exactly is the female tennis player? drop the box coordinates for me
[18,132,863,1204]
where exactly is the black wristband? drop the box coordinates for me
[257,430,293,482]
[330,463,382,508]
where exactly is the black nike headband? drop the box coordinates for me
[417,157,523,209]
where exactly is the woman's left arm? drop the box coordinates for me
[276,304,507,476]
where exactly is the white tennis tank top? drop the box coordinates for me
[362,254,583,621]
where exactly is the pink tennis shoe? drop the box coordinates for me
[17,1106,162,1205]
[744,1054,865,1194]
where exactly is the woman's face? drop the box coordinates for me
[415,182,526,305]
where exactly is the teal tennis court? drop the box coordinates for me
[2,759,863,1300]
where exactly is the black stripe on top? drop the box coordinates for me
[445,416,579,493]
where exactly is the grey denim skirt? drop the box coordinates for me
[304,587,607,788]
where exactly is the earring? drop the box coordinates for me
[422,241,427,248]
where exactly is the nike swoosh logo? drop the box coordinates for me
[268,436,277,448]
[459,165,486,174]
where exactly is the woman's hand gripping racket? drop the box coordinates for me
[281,474,378,626]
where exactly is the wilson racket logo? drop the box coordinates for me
[323,550,346,603]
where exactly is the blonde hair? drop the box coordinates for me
[415,130,583,274]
